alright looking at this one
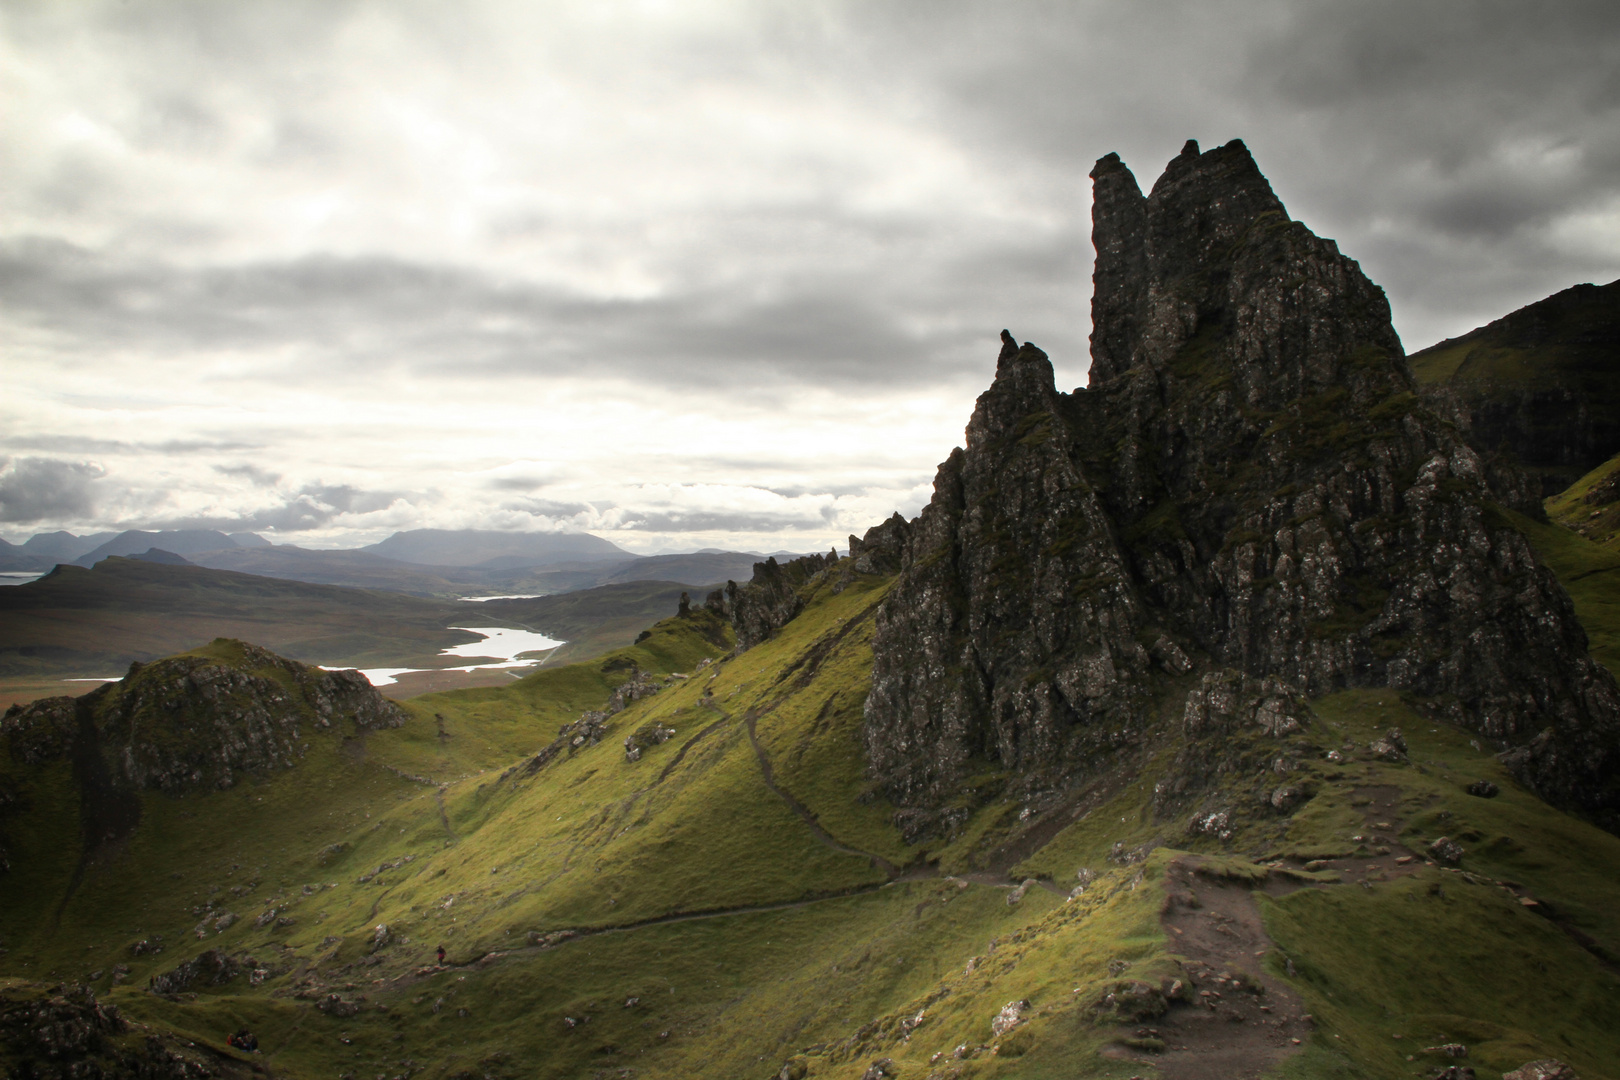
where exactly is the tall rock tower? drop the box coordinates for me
[864,140,1620,838]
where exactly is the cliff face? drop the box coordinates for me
[1411,278,1620,498]
[864,140,1620,835]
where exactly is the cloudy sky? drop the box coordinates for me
[4,1,1618,554]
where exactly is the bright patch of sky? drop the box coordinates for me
[4,0,1618,552]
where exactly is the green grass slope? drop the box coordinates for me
[0,558,479,678]
[4,551,1620,1079]
[1547,451,1620,550]
[1409,277,1620,494]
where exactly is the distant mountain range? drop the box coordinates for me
[0,527,811,597]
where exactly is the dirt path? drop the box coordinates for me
[693,696,900,876]
[433,788,457,841]
[388,881,898,988]
[719,701,899,876]
[1104,788,1422,1076]
[1111,856,1314,1079]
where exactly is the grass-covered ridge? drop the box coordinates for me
[3,545,1620,1078]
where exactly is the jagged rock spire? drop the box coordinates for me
[863,140,1620,838]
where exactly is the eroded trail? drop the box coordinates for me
[697,698,902,877]
[1120,787,1423,1075]
[1132,857,1315,1079]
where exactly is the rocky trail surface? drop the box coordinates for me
[1137,856,1315,1079]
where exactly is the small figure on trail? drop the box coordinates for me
[436,944,446,965]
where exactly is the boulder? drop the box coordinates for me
[1502,1063,1580,1080]
[990,999,1030,1037]
[1429,836,1465,864]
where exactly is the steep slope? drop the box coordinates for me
[3,554,1618,1080]
[1411,277,1620,496]
[1547,451,1620,551]
[865,139,1620,835]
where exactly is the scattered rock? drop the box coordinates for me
[860,1059,897,1080]
[1466,780,1500,798]
[148,949,241,995]
[1502,1062,1580,1080]
[1005,878,1039,906]
[316,994,362,1018]
[1187,810,1233,841]
[990,999,1030,1037]
[1096,981,1167,1021]
[1370,729,1408,763]
[1428,836,1465,864]
[317,841,351,865]
[1270,784,1308,811]
[1424,1043,1469,1057]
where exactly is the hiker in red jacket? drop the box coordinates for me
[436,944,446,965]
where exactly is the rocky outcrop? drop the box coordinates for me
[0,980,235,1079]
[2,639,405,795]
[713,552,839,650]
[147,949,241,996]
[864,139,1620,833]
[1412,278,1620,499]
[847,514,912,576]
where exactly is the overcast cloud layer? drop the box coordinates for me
[5,0,1618,553]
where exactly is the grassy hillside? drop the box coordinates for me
[470,581,724,669]
[0,559,480,678]
[1409,278,1620,495]
[189,546,763,599]
[4,547,1619,1079]
[1546,451,1620,551]
[0,562,706,709]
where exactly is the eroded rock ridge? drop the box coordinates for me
[863,139,1620,833]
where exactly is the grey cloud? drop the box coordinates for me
[498,498,595,518]
[488,476,550,492]
[833,2,1620,349]
[153,482,403,533]
[0,457,105,523]
[4,433,261,455]
[0,239,1007,389]
[214,463,282,486]
[614,510,828,534]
